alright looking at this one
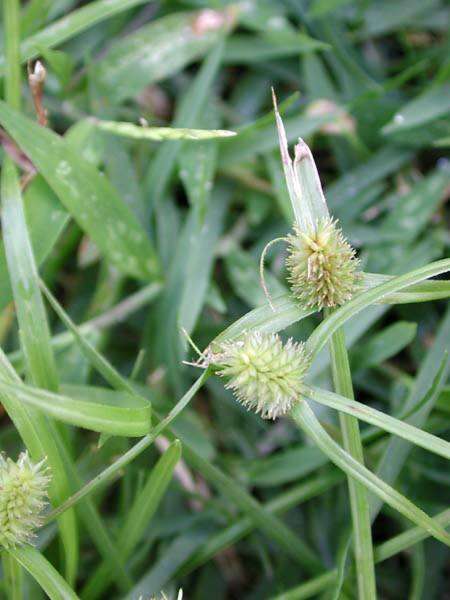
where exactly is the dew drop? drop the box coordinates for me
[56,161,71,177]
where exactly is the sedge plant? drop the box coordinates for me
[0,1,450,599]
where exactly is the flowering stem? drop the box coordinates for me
[326,316,377,599]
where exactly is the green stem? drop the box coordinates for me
[302,376,450,461]
[307,258,450,359]
[292,401,450,546]
[3,0,21,110]
[327,321,376,599]
[2,553,23,600]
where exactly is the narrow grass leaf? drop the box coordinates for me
[95,120,236,140]
[304,380,450,461]
[0,178,69,313]
[327,324,376,598]
[0,102,159,280]
[144,40,225,218]
[1,159,59,390]
[372,308,450,518]
[40,280,143,398]
[152,186,228,392]
[0,380,151,436]
[362,273,450,303]
[181,443,323,574]
[292,401,450,547]
[0,0,150,71]
[1,156,78,581]
[224,32,328,63]
[383,84,450,133]
[94,9,234,103]
[83,440,181,600]
[8,546,79,600]
[307,259,450,359]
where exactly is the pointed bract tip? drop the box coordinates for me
[294,138,311,162]
[271,87,279,113]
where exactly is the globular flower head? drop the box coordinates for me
[214,331,310,419]
[0,452,51,549]
[286,217,361,310]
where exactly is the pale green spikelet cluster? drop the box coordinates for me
[286,217,361,310]
[215,331,310,419]
[0,452,51,549]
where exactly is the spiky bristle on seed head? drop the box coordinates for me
[214,331,310,419]
[286,217,361,311]
[0,452,51,549]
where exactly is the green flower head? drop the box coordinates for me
[286,217,361,310]
[0,452,51,549]
[269,90,361,312]
[215,331,310,419]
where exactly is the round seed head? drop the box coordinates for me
[215,331,310,419]
[0,452,51,549]
[286,217,360,310]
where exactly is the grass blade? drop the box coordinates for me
[95,121,236,140]
[181,443,323,574]
[1,156,78,579]
[1,159,59,390]
[327,323,376,598]
[46,372,209,522]
[82,440,181,599]
[0,380,151,436]
[0,102,159,280]
[94,9,233,103]
[0,0,150,71]
[8,546,79,600]
[2,553,23,600]
[307,259,450,359]
[40,280,139,396]
[304,370,450,460]
[292,401,450,547]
